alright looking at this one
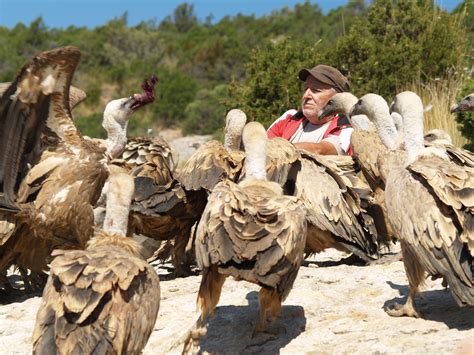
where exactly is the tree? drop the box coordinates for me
[153,67,199,126]
[328,0,468,98]
[183,84,228,135]
[227,39,325,128]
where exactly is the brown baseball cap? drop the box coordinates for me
[298,64,350,93]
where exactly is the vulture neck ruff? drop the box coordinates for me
[365,95,398,151]
[394,91,447,165]
[242,122,267,181]
[103,172,134,236]
[224,109,247,151]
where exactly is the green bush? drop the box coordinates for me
[455,78,474,151]
[75,112,106,139]
[182,84,228,135]
[227,39,325,128]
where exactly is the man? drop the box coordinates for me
[267,64,352,155]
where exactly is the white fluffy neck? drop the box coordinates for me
[103,173,134,236]
[350,114,372,131]
[244,138,267,180]
[224,128,242,151]
[103,116,129,159]
[400,103,426,164]
[371,106,398,150]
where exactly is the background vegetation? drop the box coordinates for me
[0,0,472,148]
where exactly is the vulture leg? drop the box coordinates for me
[173,224,194,277]
[183,266,225,354]
[255,288,282,333]
[197,265,226,320]
[386,242,423,318]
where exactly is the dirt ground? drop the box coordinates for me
[1,249,473,354]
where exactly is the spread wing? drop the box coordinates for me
[195,180,306,297]
[177,140,245,191]
[0,81,86,111]
[33,243,160,354]
[0,46,81,209]
[386,162,474,306]
[295,151,379,259]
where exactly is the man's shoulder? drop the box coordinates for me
[276,109,299,122]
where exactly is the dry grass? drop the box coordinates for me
[406,75,468,148]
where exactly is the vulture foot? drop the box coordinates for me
[369,251,402,265]
[386,301,420,318]
[182,326,206,355]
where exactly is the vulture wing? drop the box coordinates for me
[195,180,306,298]
[386,161,474,306]
[114,136,177,187]
[177,140,245,192]
[0,81,86,111]
[425,141,474,168]
[33,242,160,354]
[407,154,474,246]
[0,46,81,209]
[294,151,379,260]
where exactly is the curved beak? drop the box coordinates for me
[318,104,335,120]
[348,104,359,118]
[450,103,460,114]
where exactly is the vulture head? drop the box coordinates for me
[450,93,474,113]
[424,129,452,144]
[224,108,247,151]
[103,75,158,127]
[320,92,373,130]
[349,93,398,150]
[102,75,158,158]
[318,92,358,119]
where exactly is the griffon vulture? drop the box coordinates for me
[0,47,154,291]
[33,172,160,354]
[183,122,307,353]
[351,92,473,317]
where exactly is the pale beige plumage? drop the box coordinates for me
[319,92,397,244]
[187,122,306,352]
[356,91,474,317]
[33,172,160,354]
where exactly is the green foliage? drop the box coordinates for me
[75,112,106,139]
[182,84,228,135]
[329,0,468,98]
[455,78,474,151]
[0,0,470,141]
[227,39,324,128]
[154,67,199,127]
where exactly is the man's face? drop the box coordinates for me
[301,76,337,124]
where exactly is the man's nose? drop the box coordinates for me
[303,88,312,99]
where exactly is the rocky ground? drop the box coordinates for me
[1,249,473,354]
